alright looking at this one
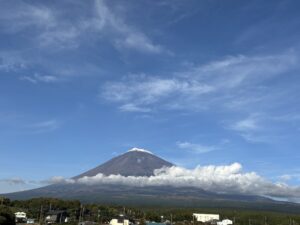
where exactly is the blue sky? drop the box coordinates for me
[0,0,300,195]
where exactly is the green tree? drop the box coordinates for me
[0,205,15,225]
[0,197,11,206]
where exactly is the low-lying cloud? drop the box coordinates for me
[2,163,299,202]
[44,163,300,202]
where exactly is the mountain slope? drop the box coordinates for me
[74,148,173,178]
[5,183,300,213]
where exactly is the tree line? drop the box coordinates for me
[0,196,299,225]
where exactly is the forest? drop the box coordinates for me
[0,197,299,225]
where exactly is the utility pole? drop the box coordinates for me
[98,209,101,224]
[39,205,43,225]
[79,205,83,223]
[248,218,251,225]
[264,216,267,225]
[82,206,85,222]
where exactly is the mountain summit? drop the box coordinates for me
[74,148,173,178]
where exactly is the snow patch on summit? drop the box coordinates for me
[128,147,153,154]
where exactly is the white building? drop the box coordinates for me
[109,216,129,225]
[15,212,27,223]
[15,212,27,219]
[26,218,35,224]
[193,213,220,223]
[217,219,233,225]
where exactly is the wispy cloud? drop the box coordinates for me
[0,52,27,72]
[0,178,26,185]
[176,141,217,154]
[101,51,298,112]
[0,0,165,54]
[119,104,152,113]
[228,112,300,143]
[28,119,60,133]
[101,50,300,142]
[0,109,61,135]
[102,75,215,110]
[0,2,56,33]
[279,174,300,182]
[0,0,168,88]
[271,113,300,122]
[20,73,60,84]
[93,0,165,54]
[229,114,279,143]
[231,116,259,132]
[41,176,75,185]
[0,1,80,48]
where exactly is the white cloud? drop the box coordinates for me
[271,114,300,122]
[20,74,60,84]
[176,141,217,154]
[279,174,300,182]
[0,111,62,135]
[279,175,292,181]
[93,0,164,54]
[119,104,151,112]
[229,115,267,142]
[0,2,56,33]
[29,119,60,133]
[42,163,300,202]
[101,51,298,113]
[0,1,80,49]
[102,75,215,109]
[193,53,297,89]
[0,178,26,185]
[0,52,27,72]
[114,32,164,54]
[41,176,75,185]
[3,162,300,202]
[0,0,165,53]
[228,113,299,143]
[100,50,300,143]
[231,116,258,132]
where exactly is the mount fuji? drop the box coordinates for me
[74,148,173,178]
[3,148,300,213]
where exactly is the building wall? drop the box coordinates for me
[15,212,27,219]
[217,219,233,225]
[193,213,220,222]
[110,218,129,225]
